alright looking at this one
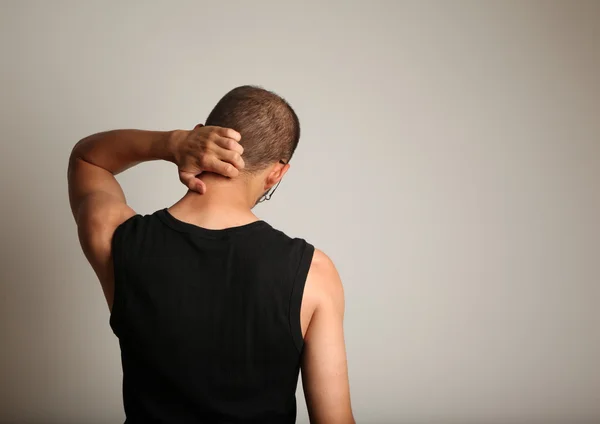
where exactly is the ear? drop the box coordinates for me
[264,163,290,191]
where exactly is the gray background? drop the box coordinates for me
[1,1,599,423]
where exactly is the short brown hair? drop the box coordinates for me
[205,85,301,172]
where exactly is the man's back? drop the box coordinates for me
[68,86,354,423]
[111,210,314,423]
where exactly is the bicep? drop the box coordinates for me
[301,252,354,424]
[76,193,134,310]
[68,156,127,219]
[69,157,135,309]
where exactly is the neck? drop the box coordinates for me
[168,174,262,230]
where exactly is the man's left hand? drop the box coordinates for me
[170,124,245,194]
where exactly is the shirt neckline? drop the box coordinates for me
[156,208,270,239]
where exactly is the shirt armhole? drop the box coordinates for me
[289,241,315,353]
[109,214,140,336]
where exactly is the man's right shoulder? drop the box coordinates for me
[310,249,337,279]
[305,249,345,315]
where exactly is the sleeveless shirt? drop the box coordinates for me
[110,209,314,423]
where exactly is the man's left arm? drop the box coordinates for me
[67,127,243,309]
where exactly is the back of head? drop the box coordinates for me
[205,86,300,172]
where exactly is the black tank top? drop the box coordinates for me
[110,209,314,424]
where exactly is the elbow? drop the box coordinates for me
[67,148,82,182]
[68,135,93,175]
[69,137,87,162]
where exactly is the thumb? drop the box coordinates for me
[179,171,207,194]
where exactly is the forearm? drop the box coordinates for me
[69,129,182,175]
[67,125,241,220]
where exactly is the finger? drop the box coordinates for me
[179,171,207,194]
[194,178,207,194]
[214,146,245,170]
[179,171,195,189]
[209,126,242,142]
[214,136,244,155]
[203,156,239,178]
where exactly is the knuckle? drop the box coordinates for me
[198,155,210,168]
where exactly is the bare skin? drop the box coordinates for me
[68,125,355,424]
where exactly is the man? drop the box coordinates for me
[68,86,354,423]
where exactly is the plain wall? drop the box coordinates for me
[1,1,599,423]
